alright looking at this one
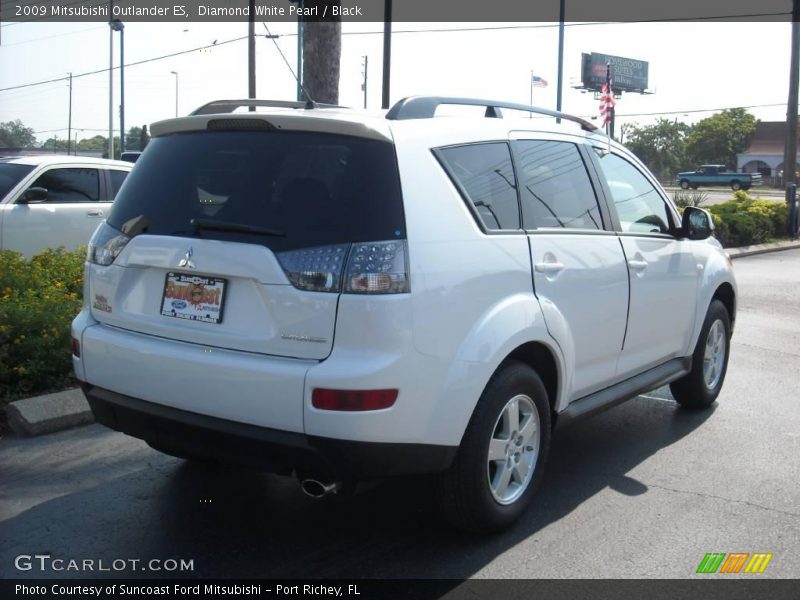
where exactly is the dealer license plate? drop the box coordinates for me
[161,272,227,324]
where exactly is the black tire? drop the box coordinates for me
[690,184,699,190]
[437,361,551,533]
[731,180,741,191]
[679,179,690,190]
[670,299,731,410]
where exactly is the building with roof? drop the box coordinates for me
[737,121,799,186]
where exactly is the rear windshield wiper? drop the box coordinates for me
[190,217,285,237]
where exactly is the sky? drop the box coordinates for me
[0,20,795,146]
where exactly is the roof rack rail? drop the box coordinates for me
[189,99,344,116]
[385,96,602,133]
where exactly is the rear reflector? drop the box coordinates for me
[71,337,80,358]
[312,388,398,411]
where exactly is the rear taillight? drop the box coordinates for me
[312,388,398,411]
[276,244,349,292]
[278,240,409,294]
[87,222,130,266]
[344,241,409,294]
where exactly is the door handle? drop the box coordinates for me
[534,261,565,274]
[627,259,648,270]
[86,209,104,217]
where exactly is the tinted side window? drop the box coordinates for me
[30,168,99,203]
[595,152,671,234]
[437,143,520,230]
[515,140,602,230]
[109,169,129,199]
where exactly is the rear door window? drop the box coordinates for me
[435,142,520,231]
[108,169,129,199]
[514,140,603,230]
[106,130,406,252]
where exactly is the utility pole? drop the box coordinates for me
[784,0,799,196]
[362,55,368,109]
[382,0,392,109]
[555,0,565,123]
[296,1,304,101]
[108,0,114,159]
[248,0,256,110]
[67,73,72,156]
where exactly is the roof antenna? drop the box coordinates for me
[261,22,316,109]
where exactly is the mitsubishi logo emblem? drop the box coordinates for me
[178,247,196,269]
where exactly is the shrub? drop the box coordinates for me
[708,192,789,247]
[0,248,85,408]
[672,189,708,209]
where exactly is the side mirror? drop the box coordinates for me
[19,187,48,203]
[681,206,714,240]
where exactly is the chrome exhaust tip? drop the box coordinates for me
[300,478,341,498]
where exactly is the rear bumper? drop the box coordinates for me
[81,383,457,480]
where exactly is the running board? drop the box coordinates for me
[556,357,692,428]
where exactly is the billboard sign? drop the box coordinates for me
[582,53,649,93]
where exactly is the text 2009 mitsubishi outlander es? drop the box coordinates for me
[72,97,736,532]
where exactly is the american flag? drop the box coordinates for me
[599,63,616,127]
[531,75,548,88]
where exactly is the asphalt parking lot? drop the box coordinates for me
[1,249,798,580]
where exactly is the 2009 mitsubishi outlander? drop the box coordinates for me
[72,97,736,532]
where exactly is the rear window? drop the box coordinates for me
[107,130,405,252]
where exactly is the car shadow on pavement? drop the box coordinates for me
[0,395,714,580]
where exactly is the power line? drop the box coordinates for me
[0,25,106,47]
[0,34,248,92]
[607,102,797,119]
[1,14,792,94]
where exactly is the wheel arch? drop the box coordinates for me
[500,342,560,419]
[712,281,736,330]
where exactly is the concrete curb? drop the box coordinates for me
[4,238,799,438]
[727,239,800,259]
[6,387,93,437]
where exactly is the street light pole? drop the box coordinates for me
[111,20,125,153]
[784,0,799,196]
[67,73,72,155]
[108,0,114,159]
[170,71,179,117]
[248,0,255,110]
[381,0,392,109]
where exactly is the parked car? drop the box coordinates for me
[120,151,142,164]
[676,164,762,191]
[0,155,132,256]
[73,97,736,532]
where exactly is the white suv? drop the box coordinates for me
[71,97,736,532]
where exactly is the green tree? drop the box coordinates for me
[126,126,142,151]
[0,120,37,148]
[139,124,150,151]
[77,135,107,152]
[39,137,70,152]
[626,118,690,181]
[685,108,757,169]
